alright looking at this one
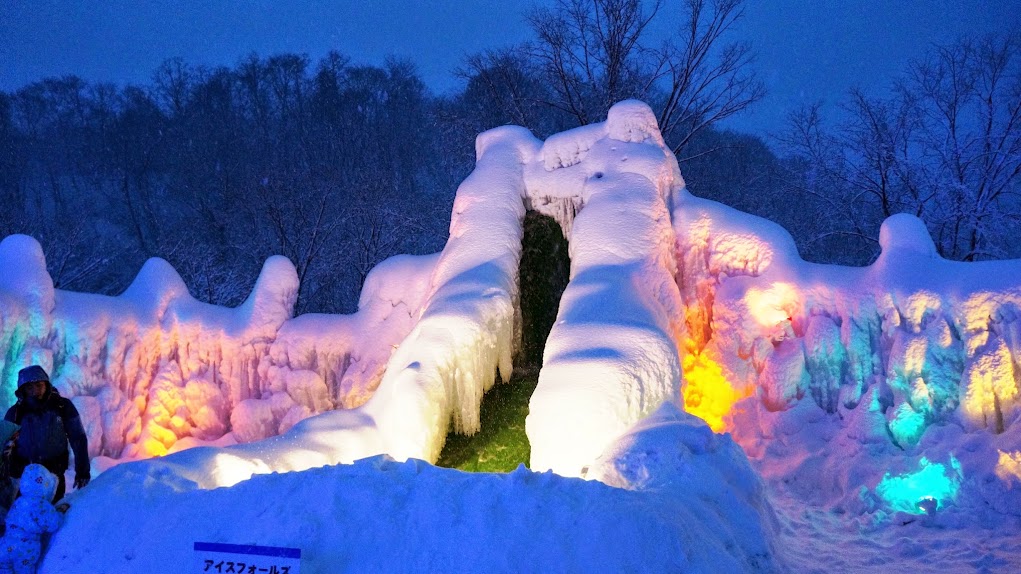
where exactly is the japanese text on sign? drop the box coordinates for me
[194,542,301,574]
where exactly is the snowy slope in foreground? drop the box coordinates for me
[41,404,778,573]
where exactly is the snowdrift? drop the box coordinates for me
[41,403,779,573]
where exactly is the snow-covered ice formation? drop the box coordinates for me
[523,102,686,477]
[672,188,1021,571]
[2,98,1020,572]
[0,101,689,484]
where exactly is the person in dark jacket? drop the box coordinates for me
[3,365,89,502]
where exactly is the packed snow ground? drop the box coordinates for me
[0,100,1018,572]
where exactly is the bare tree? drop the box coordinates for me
[455,49,562,135]
[776,103,883,263]
[151,58,194,118]
[248,176,345,313]
[908,33,1021,259]
[524,0,764,157]
[781,31,1021,262]
[656,0,765,157]
[527,0,660,124]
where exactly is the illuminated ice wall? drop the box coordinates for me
[674,200,1021,446]
[1,99,1020,494]
[0,234,433,469]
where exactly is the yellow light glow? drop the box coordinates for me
[745,283,799,329]
[961,338,1017,431]
[995,450,1021,487]
[141,438,168,457]
[903,337,928,377]
[681,350,748,432]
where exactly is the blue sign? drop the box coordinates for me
[195,542,301,573]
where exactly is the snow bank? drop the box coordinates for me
[588,401,778,570]
[42,402,778,574]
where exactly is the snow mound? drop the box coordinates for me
[120,257,191,315]
[606,99,667,146]
[877,213,939,259]
[0,234,55,315]
[589,401,778,570]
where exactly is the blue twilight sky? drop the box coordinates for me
[1,0,1018,136]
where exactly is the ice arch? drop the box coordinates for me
[0,101,689,483]
[4,99,1021,491]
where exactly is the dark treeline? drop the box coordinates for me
[2,0,1018,314]
[0,54,456,313]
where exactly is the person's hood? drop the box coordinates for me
[19,463,58,501]
[14,379,57,400]
[17,365,50,387]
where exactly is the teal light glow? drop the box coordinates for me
[888,402,927,447]
[875,456,962,514]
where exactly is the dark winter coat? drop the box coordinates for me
[3,382,89,480]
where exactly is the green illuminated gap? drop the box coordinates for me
[435,371,539,473]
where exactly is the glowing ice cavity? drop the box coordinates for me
[874,456,962,514]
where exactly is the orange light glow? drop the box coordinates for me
[681,350,749,432]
